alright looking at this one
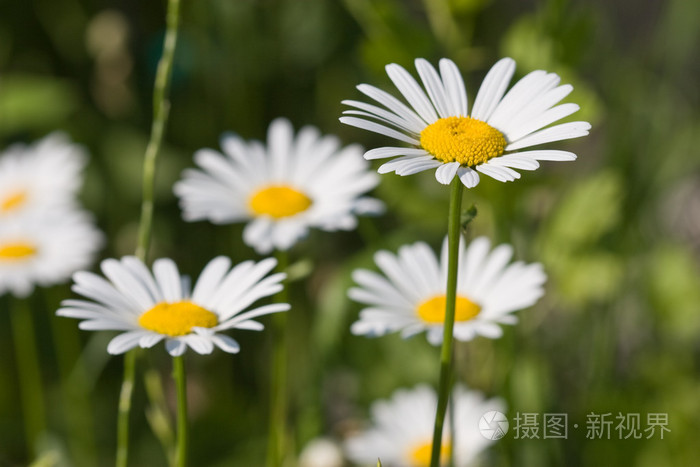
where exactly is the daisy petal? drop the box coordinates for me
[434,161,460,185]
[470,58,516,121]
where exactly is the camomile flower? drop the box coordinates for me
[0,132,87,218]
[349,236,546,345]
[174,118,383,254]
[345,384,504,467]
[57,256,290,356]
[0,209,103,298]
[340,57,590,188]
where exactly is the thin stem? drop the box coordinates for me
[116,350,136,467]
[267,250,290,467]
[118,0,182,465]
[10,297,46,457]
[135,0,181,261]
[430,178,464,467]
[173,356,188,467]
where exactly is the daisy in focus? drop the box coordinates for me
[345,384,504,467]
[0,132,87,218]
[57,256,290,356]
[174,118,383,254]
[0,210,103,298]
[349,236,546,345]
[340,57,590,188]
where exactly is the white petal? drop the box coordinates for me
[415,58,451,118]
[513,149,577,161]
[211,334,241,353]
[191,256,232,303]
[342,100,423,134]
[356,83,427,129]
[364,147,429,160]
[439,58,468,117]
[339,117,420,145]
[488,154,540,171]
[385,63,438,123]
[153,259,183,302]
[476,163,521,182]
[506,121,591,151]
[107,331,147,355]
[434,162,460,184]
[470,58,516,121]
[457,166,480,188]
[505,103,580,142]
[165,339,187,356]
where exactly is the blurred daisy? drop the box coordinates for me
[57,256,290,356]
[0,132,87,218]
[349,236,546,345]
[0,210,103,298]
[174,118,383,254]
[345,384,504,467]
[340,57,590,188]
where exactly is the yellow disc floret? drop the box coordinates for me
[138,301,218,337]
[408,441,451,467]
[249,185,312,219]
[0,242,37,260]
[1,190,28,213]
[416,294,481,324]
[420,116,507,166]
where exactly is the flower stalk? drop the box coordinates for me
[117,0,181,465]
[430,177,464,467]
[173,355,188,467]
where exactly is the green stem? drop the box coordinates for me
[116,350,136,467]
[267,250,290,467]
[118,0,182,465]
[173,356,188,467]
[430,178,464,467]
[135,0,181,261]
[10,297,46,457]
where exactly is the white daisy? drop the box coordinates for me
[57,256,290,356]
[345,384,504,467]
[0,132,87,218]
[174,117,384,254]
[0,209,103,298]
[340,57,591,188]
[349,236,546,345]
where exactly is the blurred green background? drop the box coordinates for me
[1,0,699,466]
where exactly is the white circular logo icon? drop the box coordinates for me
[479,411,509,440]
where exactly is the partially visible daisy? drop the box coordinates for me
[0,132,87,218]
[174,118,384,254]
[0,209,103,298]
[57,256,290,356]
[349,236,546,345]
[345,384,504,467]
[340,57,590,188]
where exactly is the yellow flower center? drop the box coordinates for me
[249,185,312,218]
[1,190,28,213]
[0,242,37,261]
[138,301,218,337]
[416,294,481,324]
[420,116,507,166]
[408,441,451,467]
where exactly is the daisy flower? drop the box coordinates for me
[57,256,290,356]
[345,384,504,467]
[349,236,546,345]
[0,209,103,298]
[340,57,590,188]
[0,132,87,218]
[174,118,383,254]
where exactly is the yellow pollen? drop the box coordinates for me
[1,190,28,213]
[416,294,481,324]
[138,301,218,337]
[0,242,37,260]
[420,116,507,166]
[249,185,312,218]
[408,441,451,467]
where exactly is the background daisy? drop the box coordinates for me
[349,236,546,345]
[340,57,590,188]
[57,256,290,356]
[0,132,87,218]
[174,117,383,254]
[0,209,103,298]
[345,384,504,467]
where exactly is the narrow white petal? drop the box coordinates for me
[342,100,423,134]
[385,63,438,123]
[165,339,187,356]
[107,331,147,355]
[506,121,591,151]
[364,147,429,160]
[357,83,427,128]
[488,71,560,129]
[211,334,241,353]
[339,117,420,145]
[505,103,580,142]
[470,58,516,121]
[153,259,183,302]
[434,162,460,184]
[415,58,451,118]
[476,163,521,182]
[513,149,577,161]
[457,166,480,188]
[191,256,232,303]
[439,58,468,116]
[488,154,540,170]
